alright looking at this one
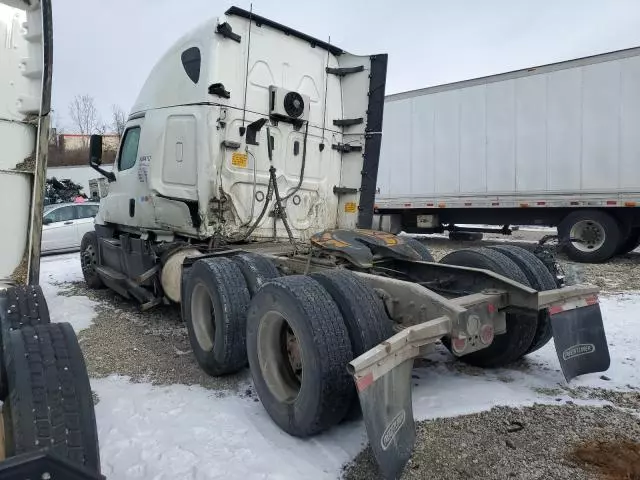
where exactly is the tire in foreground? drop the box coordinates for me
[0,285,51,401]
[1,322,100,473]
[246,275,354,437]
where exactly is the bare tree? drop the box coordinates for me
[68,94,100,146]
[111,104,126,138]
[49,109,64,144]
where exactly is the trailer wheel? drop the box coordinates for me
[0,285,50,401]
[558,210,621,263]
[232,253,280,297]
[617,227,640,255]
[439,247,537,367]
[246,275,354,437]
[489,245,557,353]
[1,323,100,472]
[183,257,250,376]
[80,231,104,289]
[403,237,435,261]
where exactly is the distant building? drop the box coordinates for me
[48,132,119,167]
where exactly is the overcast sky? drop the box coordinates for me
[52,0,640,132]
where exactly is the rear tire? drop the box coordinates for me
[310,270,394,421]
[617,227,640,255]
[439,247,537,367]
[80,231,104,289]
[232,253,280,297]
[246,275,354,437]
[182,257,251,376]
[2,323,100,473]
[558,210,621,263]
[402,237,435,261]
[488,245,557,354]
[0,285,50,401]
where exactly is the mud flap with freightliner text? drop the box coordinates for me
[355,359,416,480]
[549,296,610,381]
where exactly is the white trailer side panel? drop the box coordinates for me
[377,48,640,208]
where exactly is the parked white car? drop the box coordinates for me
[42,202,100,253]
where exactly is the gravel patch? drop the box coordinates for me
[343,402,640,480]
[59,282,252,395]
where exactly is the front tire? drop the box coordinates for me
[558,210,622,263]
[80,231,104,289]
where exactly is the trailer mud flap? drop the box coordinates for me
[550,302,610,382]
[356,358,415,480]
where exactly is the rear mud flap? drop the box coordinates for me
[356,358,415,480]
[550,303,610,382]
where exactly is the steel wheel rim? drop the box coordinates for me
[570,220,606,252]
[190,283,215,352]
[257,311,303,403]
[82,244,97,272]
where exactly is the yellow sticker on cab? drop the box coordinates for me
[232,152,248,168]
[344,202,357,213]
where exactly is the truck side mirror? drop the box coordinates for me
[89,134,103,165]
[88,134,116,182]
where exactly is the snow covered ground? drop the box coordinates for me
[39,253,639,480]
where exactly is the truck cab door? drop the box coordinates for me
[98,124,145,227]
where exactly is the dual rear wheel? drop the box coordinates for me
[182,254,394,436]
[182,245,557,437]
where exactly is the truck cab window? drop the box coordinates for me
[118,127,141,171]
[181,47,201,84]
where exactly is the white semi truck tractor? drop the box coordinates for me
[82,7,611,479]
[0,1,102,478]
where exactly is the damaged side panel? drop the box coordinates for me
[0,1,52,285]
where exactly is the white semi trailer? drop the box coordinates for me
[83,7,611,478]
[375,46,640,263]
[0,1,101,477]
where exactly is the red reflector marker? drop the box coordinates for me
[356,372,374,392]
[451,337,467,353]
[549,305,564,315]
[480,324,494,345]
